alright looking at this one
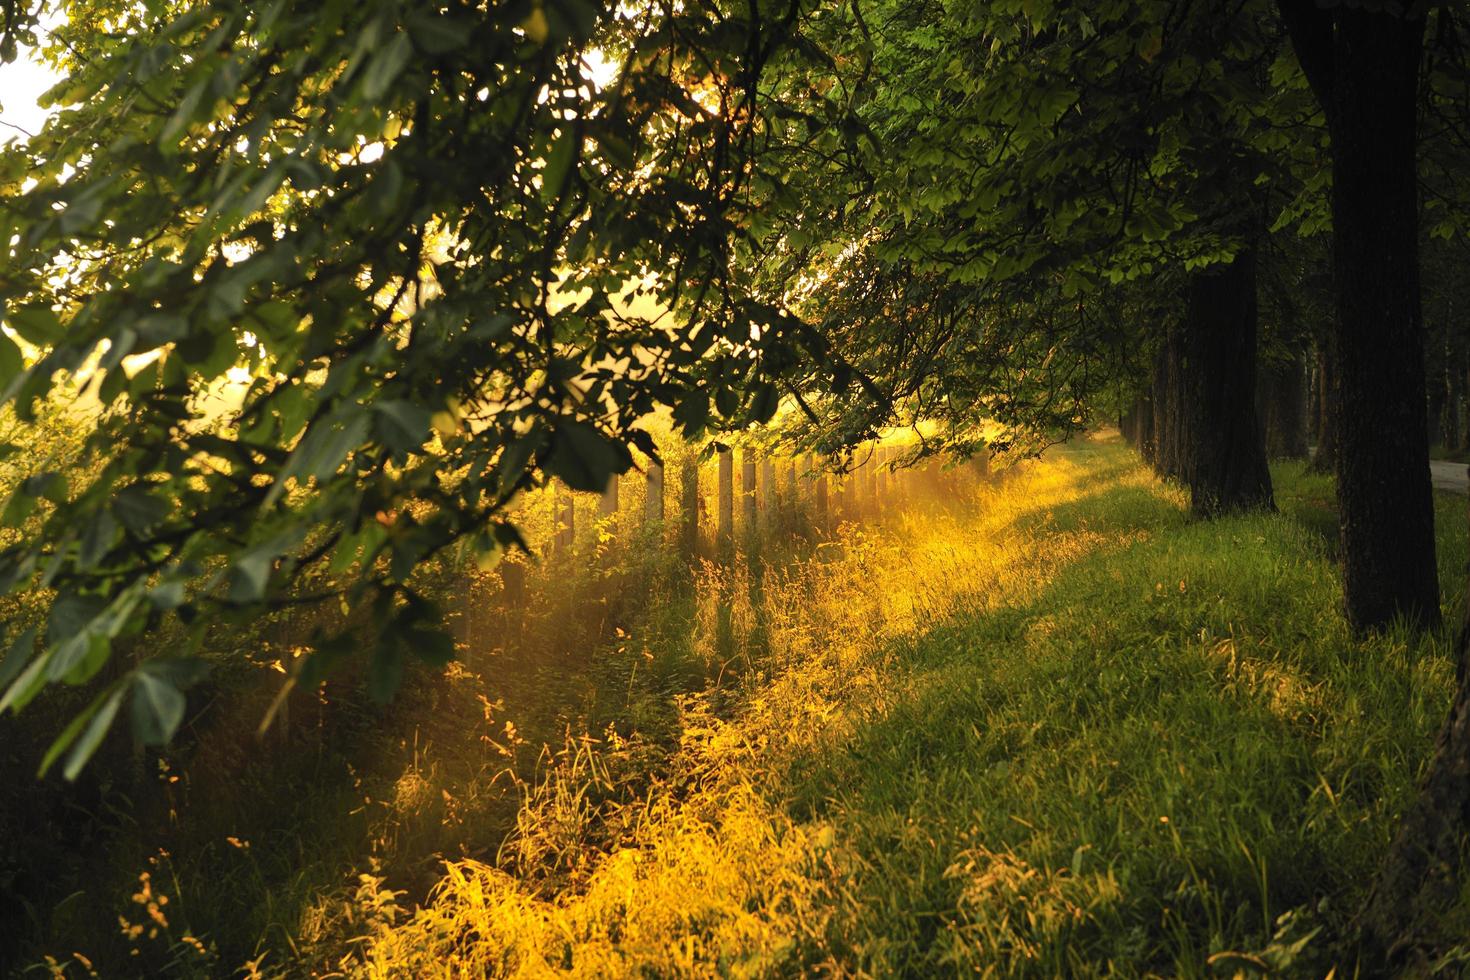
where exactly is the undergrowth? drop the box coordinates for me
[16,436,1470,976]
[354,438,1470,977]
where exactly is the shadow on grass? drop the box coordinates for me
[768,452,1457,976]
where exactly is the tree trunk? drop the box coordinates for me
[1178,248,1275,517]
[1137,394,1156,464]
[1330,11,1438,631]
[1280,0,1438,630]
[1358,534,1470,968]
[1259,352,1309,459]
[1152,333,1183,482]
[1311,341,1338,473]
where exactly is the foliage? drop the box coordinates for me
[0,0,851,766]
[739,0,1325,456]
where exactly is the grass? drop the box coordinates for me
[16,435,1470,976]
[355,437,1470,977]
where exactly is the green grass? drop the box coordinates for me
[360,438,1470,977]
[18,437,1470,976]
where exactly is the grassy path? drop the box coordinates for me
[357,438,1470,977]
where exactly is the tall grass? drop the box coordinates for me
[15,436,1470,976]
[354,438,1470,977]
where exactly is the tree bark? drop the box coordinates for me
[1311,340,1338,474]
[1280,0,1438,631]
[1358,535,1470,969]
[1136,394,1156,464]
[1152,332,1184,482]
[1329,10,1439,631]
[1178,248,1275,517]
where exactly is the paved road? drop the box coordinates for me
[1430,460,1469,495]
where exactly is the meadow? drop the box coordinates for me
[10,435,1470,976]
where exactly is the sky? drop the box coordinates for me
[0,24,61,146]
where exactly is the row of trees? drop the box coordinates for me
[0,0,1467,965]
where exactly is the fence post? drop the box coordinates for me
[554,484,575,555]
[680,458,699,557]
[973,441,990,482]
[742,451,758,532]
[599,474,619,518]
[646,461,664,523]
[876,445,888,507]
[761,456,776,520]
[500,557,526,640]
[868,445,880,511]
[718,447,734,544]
[816,463,829,532]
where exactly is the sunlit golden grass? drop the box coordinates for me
[345,437,1470,976]
[19,436,1470,976]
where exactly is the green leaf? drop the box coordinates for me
[545,420,627,493]
[373,399,431,454]
[0,649,49,714]
[672,393,709,435]
[114,485,171,534]
[149,579,187,610]
[0,626,37,692]
[363,32,413,101]
[79,511,118,568]
[267,412,370,508]
[230,550,273,602]
[714,385,738,418]
[39,684,125,780]
[1,486,36,528]
[160,78,209,144]
[0,330,22,390]
[6,304,62,346]
[131,667,188,746]
[541,127,577,203]
[748,381,779,423]
[406,11,471,54]
[228,533,302,602]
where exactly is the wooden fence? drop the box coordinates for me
[537,439,989,562]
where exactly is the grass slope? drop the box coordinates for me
[356,438,1470,977]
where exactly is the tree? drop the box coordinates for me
[0,0,838,773]
[741,0,1285,514]
[1277,0,1440,633]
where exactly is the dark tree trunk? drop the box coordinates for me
[1259,352,1309,459]
[1136,394,1156,464]
[1311,341,1338,473]
[1178,248,1275,516]
[1280,0,1438,631]
[1358,532,1470,969]
[1152,331,1184,482]
[1329,11,1439,632]
[1279,0,1449,967]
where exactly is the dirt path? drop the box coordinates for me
[1430,460,1468,495]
